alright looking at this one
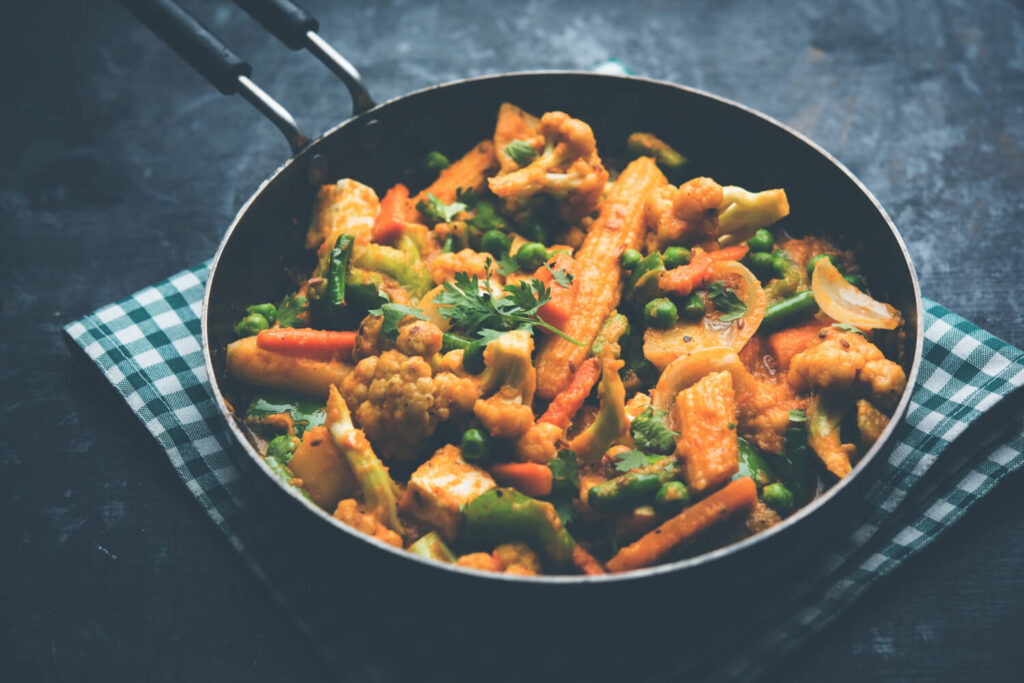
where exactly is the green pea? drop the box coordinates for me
[844,274,865,288]
[246,303,277,325]
[682,293,706,320]
[807,253,842,277]
[266,435,299,464]
[772,251,792,278]
[480,229,511,258]
[518,220,548,244]
[634,359,659,386]
[422,150,450,175]
[461,428,490,462]
[644,297,678,330]
[234,313,269,338]
[515,242,549,271]
[620,248,643,271]
[663,246,691,269]
[762,482,795,515]
[463,340,487,374]
[747,251,775,281]
[747,228,774,253]
[654,481,691,515]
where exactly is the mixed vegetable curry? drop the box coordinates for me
[224,103,907,575]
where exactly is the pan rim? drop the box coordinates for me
[202,70,925,585]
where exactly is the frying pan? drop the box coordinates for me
[123,0,923,600]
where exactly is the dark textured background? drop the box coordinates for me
[3,0,1023,680]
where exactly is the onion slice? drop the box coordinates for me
[651,347,757,413]
[643,260,766,370]
[810,259,900,330]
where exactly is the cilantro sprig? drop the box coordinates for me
[612,449,666,473]
[433,261,582,345]
[416,192,466,223]
[707,281,748,322]
[831,322,865,336]
[368,300,430,341]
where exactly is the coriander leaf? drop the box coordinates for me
[788,408,808,423]
[629,406,679,455]
[545,263,574,287]
[553,499,575,527]
[466,200,506,232]
[246,391,325,438]
[708,281,747,322]
[368,302,429,341]
[496,252,519,276]
[613,449,665,473]
[416,192,467,223]
[276,293,309,328]
[831,322,865,336]
[505,139,538,166]
[432,263,583,345]
[549,449,580,497]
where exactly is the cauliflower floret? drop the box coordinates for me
[455,552,503,572]
[428,248,493,284]
[333,498,402,548]
[856,398,890,447]
[487,111,609,222]
[340,350,479,460]
[473,330,537,440]
[788,328,907,406]
[515,421,563,464]
[493,542,542,575]
[644,177,723,250]
[354,314,443,361]
[737,378,807,454]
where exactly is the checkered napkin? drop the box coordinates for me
[63,258,1024,681]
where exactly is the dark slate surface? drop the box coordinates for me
[2,0,1023,680]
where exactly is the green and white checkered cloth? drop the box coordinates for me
[63,258,1024,681]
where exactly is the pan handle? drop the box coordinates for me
[233,0,375,116]
[119,0,310,153]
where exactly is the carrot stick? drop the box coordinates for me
[572,543,606,575]
[372,183,414,244]
[708,244,749,262]
[256,329,357,362]
[768,319,831,371]
[489,462,554,497]
[535,157,667,398]
[533,251,576,332]
[413,139,498,209]
[658,248,714,296]
[606,477,757,572]
[538,357,601,429]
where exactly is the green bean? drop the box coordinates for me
[463,340,487,374]
[762,290,818,330]
[441,332,472,353]
[654,481,691,515]
[588,458,681,514]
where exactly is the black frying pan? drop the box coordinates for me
[123,0,924,596]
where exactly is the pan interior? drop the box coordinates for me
[204,72,920,582]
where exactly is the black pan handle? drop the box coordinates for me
[233,0,376,116]
[119,0,309,153]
